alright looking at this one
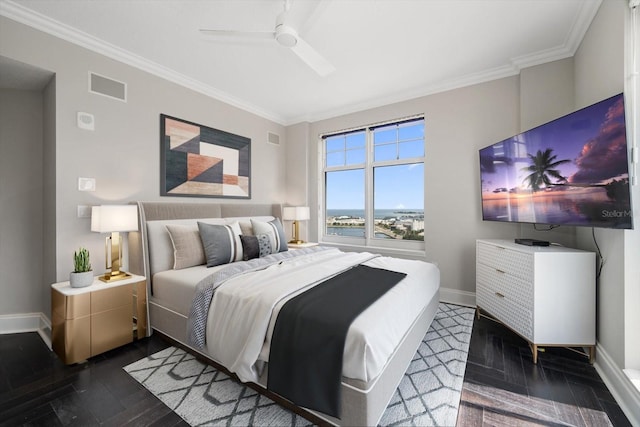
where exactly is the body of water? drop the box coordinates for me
[326,227,392,239]
[327,209,423,219]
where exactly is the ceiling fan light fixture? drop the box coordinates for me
[275,24,298,47]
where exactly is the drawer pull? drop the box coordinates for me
[496,269,506,274]
[495,292,505,298]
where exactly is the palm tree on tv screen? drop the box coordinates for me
[521,148,571,192]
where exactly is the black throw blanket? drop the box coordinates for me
[267,264,407,418]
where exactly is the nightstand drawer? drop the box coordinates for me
[91,283,132,313]
[52,289,90,319]
[91,305,133,355]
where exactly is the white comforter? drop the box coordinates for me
[204,248,439,385]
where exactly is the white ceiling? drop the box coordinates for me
[0,0,602,125]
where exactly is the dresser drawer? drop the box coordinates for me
[476,262,533,310]
[477,241,533,279]
[477,283,533,341]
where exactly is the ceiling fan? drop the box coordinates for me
[200,0,336,77]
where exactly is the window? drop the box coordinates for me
[321,117,425,248]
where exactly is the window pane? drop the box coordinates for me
[374,127,396,145]
[374,143,396,162]
[326,151,344,167]
[346,132,365,149]
[325,136,344,153]
[398,122,424,141]
[373,164,424,241]
[346,148,365,165]
[325,169,365,237]
[399,140,424,158]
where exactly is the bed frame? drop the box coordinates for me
[129,201,439,426]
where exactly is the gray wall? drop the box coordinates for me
[0,16,287,319]
[574,0,640,373]
[305,63,580,298]
[0,89,44,314]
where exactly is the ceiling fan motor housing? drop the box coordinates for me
[275,11,298,47]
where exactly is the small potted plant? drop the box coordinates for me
[70,247,93,288]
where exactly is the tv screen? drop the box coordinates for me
[479,93,632,229]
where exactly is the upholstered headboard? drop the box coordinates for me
[129,201,282,276]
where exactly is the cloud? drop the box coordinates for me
[568,98,629,184]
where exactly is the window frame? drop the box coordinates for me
[319,116,425,252]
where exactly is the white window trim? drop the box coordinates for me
[318,116,425,253]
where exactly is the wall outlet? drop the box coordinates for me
[78,177,96,192]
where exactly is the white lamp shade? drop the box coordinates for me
[282,206,310,221]
[91,205,138,233]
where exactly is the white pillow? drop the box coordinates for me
[250,218,288,253]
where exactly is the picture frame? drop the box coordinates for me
[160,114,251,199]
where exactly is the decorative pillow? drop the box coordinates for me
[197,221,243,267]
[238,220,254,236]
[256,234,272,258]
[240,235,259,261]
[251,218,288,253]
[165,224,206,270]
[240,234,272,261]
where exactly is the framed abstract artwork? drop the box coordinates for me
[160,114,251,199]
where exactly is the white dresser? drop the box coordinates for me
[476,239,596,363]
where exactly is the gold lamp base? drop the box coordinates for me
[99,271,131,282]
[288,239,305,244]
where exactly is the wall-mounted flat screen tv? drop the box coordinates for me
[479,93,632,229]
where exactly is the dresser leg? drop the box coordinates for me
[588,346,596,364]
[530,343,538,364]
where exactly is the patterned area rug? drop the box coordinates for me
[123,303,475,426]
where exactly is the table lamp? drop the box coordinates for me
[282,206,310,244]
[91,205,138,282]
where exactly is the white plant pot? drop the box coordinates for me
[70,271,94,288]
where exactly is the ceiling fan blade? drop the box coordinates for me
[290,36,336,77]
[199,29,275,41]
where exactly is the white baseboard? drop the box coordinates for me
[593,342,640,426]
[0,312,52,349]
[440,287,476,307]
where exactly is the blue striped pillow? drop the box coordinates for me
[197,221,243,267]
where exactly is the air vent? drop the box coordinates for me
[267,132,280,146]
[89,72,127,102]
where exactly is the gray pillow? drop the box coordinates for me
[251,218,288,253]
[240,235,259,261]
[197,221,243,267]
[240,233,272,260]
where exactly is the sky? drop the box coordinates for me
[325,121,425,210]
[480,94,629,192]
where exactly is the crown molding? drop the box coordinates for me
[1,0,602,127]
[0,0,288,125]
[289,0,603,125]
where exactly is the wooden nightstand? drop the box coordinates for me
[51,274,147,364]
[288,242,319,249]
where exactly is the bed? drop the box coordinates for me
[129,201,440,426]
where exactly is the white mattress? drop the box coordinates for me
[152,265,223,316]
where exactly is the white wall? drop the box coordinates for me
[0,16,287,320]
[0,89,44,314]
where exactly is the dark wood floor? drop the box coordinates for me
[0,315,632,426]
